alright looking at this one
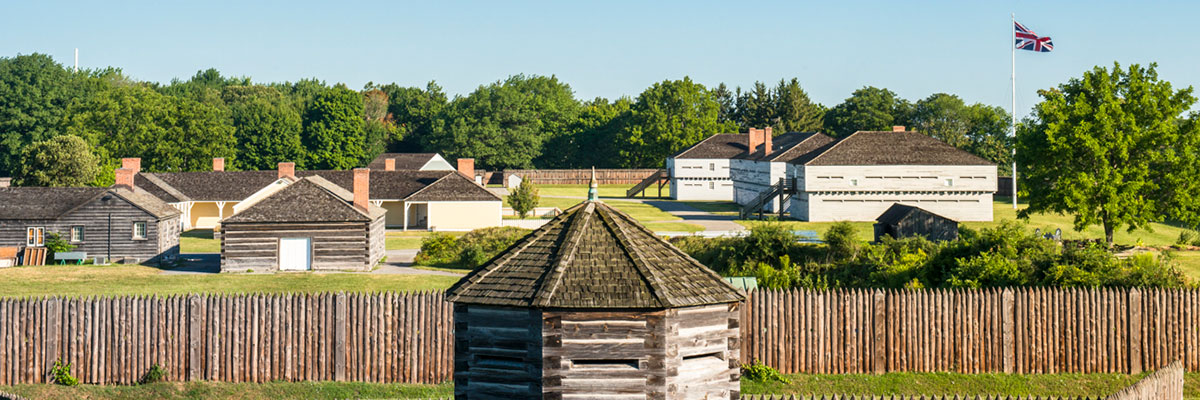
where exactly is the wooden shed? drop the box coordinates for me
[219,169,386,272]
[446,199,746,399]
[873,203,959,242]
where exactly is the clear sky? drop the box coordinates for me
[5,1,1199,118]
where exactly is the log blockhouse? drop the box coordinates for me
[447,197,745,399]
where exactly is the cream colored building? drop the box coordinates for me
[730,128,835,212]
[666,134,746,201]
[786,130,997,222]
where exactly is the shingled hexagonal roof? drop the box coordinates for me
[446,201,744,309]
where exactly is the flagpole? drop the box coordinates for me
[1010,13,1018,210]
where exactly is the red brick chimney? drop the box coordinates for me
[892,125,906,132]
[762,127,773,156]
[353,168,370,211]
[457,158,475,179]
[114,168,134,189]
[277,162,295,179]
[747,128,763,157]
[212,157,225,172]
[121,158,141,173]
[384,158,396,171]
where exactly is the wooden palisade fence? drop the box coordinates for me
[1,288,1198,385]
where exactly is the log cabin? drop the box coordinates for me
[219,169,385,272]
[446,177,745,399]
[0,168,181,265]
[873,203,960,242]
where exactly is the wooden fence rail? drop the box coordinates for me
[741,288,1199,375]
[1,288,1197,385]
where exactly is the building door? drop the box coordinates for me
[278,238,311,271]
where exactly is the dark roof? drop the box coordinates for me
[735,132,837,162]
[366,153,441,170]
[406,173,502,202]
[0,187,180,220]
[223,177,381,224]
[801,131,995,166]
[673,134,748,159]
[875,203,954,225]
[446,201,745,309]
[138,170,477,202]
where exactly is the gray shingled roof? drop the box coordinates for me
[405,173,502,202]
[366,153,440,170]
[734,132,837,162]
[800,131,995,166]
[223,177,382,224]
[673,134,748,159]
[0,187,180,220]
[137,170,488,202]
[446,201,745,309]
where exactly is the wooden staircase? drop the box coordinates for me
[739,178,796,219]
[625,169,669,198]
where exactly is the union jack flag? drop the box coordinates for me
[1015,21,1053,52]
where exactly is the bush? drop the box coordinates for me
[507,180,540,218]
[140,364,167,384]
[414,227,532,269]
[45,232,75,255]
[823,222,859,261]
[741,360,790,383]
[51,360,78,386]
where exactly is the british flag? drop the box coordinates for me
[1015,21,1053,52]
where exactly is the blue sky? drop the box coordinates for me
[5,1,1199,118]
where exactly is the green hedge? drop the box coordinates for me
[413,227,532,270]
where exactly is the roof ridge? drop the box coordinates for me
[533,202,595,307]
[767,132,822,161]
[400,171,455,201]
[140,173,192,202]
[445,203,582,303]
[302,176,372,218]
[596,204,672,308]
[674,132,735,159]
[803,130,861,165]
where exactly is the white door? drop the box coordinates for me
[278,238,311,271]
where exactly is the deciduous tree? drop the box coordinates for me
[619,77,735,167]
[1016,63,1200,246]
[823,86,911,137]
[222,86,305,170]
[13,135,102,187]
[302,86,366,170]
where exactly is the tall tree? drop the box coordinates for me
[712,83,736,125]
[618,77,736,167]
[964,104,1012,167]
[426,75,579,170]
[1017,63,1200,245]
[361,89,400,165]
[543,97,631,168]
[773,78,824,132]
[823,86,911,137]
[734,82,774,129]
[13,135,102,187]
[222,86,305,170]
[369,81,447,153]
[909,93,972,148]
[0,54,96,176]
[66,84,236,172]
[302,86,366,170]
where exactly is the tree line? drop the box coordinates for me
[0,53,1015,185]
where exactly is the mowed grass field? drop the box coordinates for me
[5,372,1196,399]
[0,264,459,298]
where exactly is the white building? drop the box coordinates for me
[731,127,835,212]
[666,133,747,200]
[786,129,997,222]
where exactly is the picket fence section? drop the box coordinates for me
[0,292,451,385]
[741,288,1199,375]
[1,288,1198,385]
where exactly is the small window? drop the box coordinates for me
[850,179,858,186]
[26,227,44,247]
[133,222,147,240]
[709,181,715,189]
[71,226,84,243]
[571,359,639,370]
[944,179,954,187]
[709,163,715,171]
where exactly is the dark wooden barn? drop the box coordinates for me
[873,203,959,242]
[219,169,386,272]
[0,170,182,265]
[446,200,746,399]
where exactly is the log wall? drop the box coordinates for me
[220,220,380,272]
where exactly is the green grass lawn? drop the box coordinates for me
[680,200,740,214]
[0,264,459,297]
[735,200,1194,247]
[1,381,452,400]
[743,372,1200,398]
[180,229,219,253]
[1162,250,1200,281]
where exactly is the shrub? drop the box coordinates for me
[140,364,167,384]
[741,360,790,383]
[45,232,75,255]
[51,360,78,386]
[413,233,460,266]
[414,227,532,269]
[507,180,540,218]
[823,222,859,261]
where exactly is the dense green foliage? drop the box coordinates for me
[413,227,531,269]
[0,52,1106,180]
[507,180,540,218]
[50,361,78,386]
[1017,63,1200,245]
[13,134,101,186]
[672,222,1190,289]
